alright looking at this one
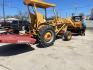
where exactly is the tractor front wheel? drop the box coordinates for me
[62,31,72,41]
[38,25,56,47]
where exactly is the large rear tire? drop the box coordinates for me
[38,25,56,47]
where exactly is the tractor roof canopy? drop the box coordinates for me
[24,0,56,8]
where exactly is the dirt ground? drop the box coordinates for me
[0,29,93,70]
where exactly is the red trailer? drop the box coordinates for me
[0,34,36,44]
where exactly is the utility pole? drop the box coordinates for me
[2,0,5,22]
[66,12,68,18]
[8,0,11,16]
[75,6,78,16]
[74,3,78,16]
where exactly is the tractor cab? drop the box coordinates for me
[72,16,83,22]
[24,0,57,33]
[71,16,83,28]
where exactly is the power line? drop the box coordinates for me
[61,4,93,11]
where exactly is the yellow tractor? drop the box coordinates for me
[66,16,84,35]
[24,0,72,47]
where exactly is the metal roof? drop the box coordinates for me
[24,0,56,8]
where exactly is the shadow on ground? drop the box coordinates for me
[36,44,49,48]
[0,44,35,56]
[72,33,80,36]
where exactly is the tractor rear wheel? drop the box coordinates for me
[38,25,56,47]
[63,31,72,41]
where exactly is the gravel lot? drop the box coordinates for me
[0,29,93,70]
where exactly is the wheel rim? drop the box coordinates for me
[68,33,72,39]
[44,31,54,43]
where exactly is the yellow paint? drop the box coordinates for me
[44,32,52,42]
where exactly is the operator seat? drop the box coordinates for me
[36,12,46,24]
